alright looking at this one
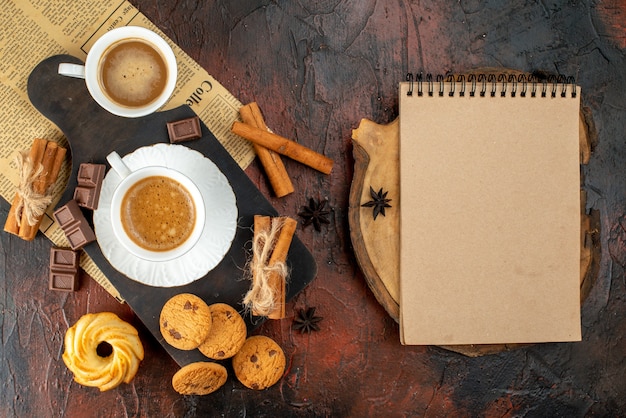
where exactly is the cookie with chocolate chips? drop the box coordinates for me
[232,335,286,390]
[171,361,227,395]
[159,293,212,350]
[198,303,247,360]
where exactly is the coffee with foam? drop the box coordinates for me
[120,175,196,252]
[58,26,177,117]
[99,39,168,108]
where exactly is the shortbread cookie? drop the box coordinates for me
[62,312,144,392]
[160,293,212,350]
[172,362,228,395]
[198,303,247,360]
[232,335,286,390]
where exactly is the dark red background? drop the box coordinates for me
[2,1,626,416]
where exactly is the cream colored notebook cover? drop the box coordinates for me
[399,75,582,345]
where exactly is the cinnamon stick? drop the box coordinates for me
[19,141,59,240]
[251,215,272,317]
[49,146,67,189]
[240,103,294,197]
[3,139,66,241]
[4,196,21,235]
[246,215,296,319]
[20,145,67,240]
[4,138,47,236]
[266,216,297,319]
[231,121,334,175]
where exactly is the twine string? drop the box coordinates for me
[243,219,289,316]
[13,151,53,227]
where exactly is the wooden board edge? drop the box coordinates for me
[348,137,400,322]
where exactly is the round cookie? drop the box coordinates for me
[160,293,212,350]
[198,303,247,360]
[62,312,144,392]
[171,362,228,395]
[232,335,286,390]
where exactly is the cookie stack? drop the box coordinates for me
[159,293,286,395]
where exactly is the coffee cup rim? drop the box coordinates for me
[85,26,177,118]
[110,166,205,262]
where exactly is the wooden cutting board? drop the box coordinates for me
[348,72,599,356]
[28,54,317,366]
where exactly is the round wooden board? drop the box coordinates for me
[348,70,600,357]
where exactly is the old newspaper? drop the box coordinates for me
[0,1,255,301]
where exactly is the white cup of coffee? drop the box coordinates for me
[106,151,205,262]
[58,26,177,118]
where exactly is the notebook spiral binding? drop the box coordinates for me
[405,72,577,98]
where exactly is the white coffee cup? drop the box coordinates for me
[58,26,177,118]
[106,151,205,262]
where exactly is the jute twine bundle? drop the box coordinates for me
[243,218,289,316]
[13,152,53,227]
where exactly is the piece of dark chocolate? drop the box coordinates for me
[53,200,96,250]
[53,200,80,229]
[74,186,95,209]
[49,247,79,291]
[167,116,202,143]
[73,163,105,210]
[65,227,95,250]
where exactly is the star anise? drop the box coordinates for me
[298,198,330,231]
[292,307,323,334]
[361,186,392,220]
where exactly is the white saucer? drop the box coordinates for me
[93,144,238,287]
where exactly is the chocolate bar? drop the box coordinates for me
[49,247,79,291]
[53,199,96,250]
[73,163,105,210]
[167,116,202,143]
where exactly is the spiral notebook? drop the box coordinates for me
[399,73,582,345]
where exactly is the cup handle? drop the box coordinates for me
[58,63,86,79]
[106,152,132,179]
